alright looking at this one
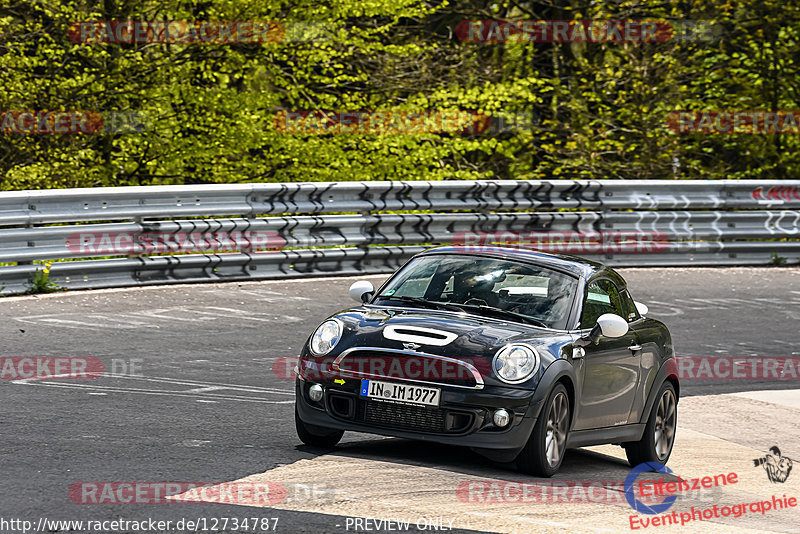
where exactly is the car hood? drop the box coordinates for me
[319,305,574,387]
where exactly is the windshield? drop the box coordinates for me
[373,254,577,329]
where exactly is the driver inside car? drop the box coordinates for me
[452,269,504,307]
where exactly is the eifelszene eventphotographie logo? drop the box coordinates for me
[754,446,793,483]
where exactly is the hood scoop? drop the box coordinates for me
[382,325,458,346]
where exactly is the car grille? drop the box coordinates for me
[333,348,483,389]
[361,401,446,433]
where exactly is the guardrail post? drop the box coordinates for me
[19,220,34,266]
[358,210,371,271]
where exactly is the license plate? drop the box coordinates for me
[359,379,440,407]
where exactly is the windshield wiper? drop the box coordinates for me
[378,295,463,312]
[447,303,549,328]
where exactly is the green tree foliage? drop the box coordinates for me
[0,0,798,189]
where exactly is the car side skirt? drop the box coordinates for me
[566,424,646,448]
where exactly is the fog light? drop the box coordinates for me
[493,408,510,427]
[309,384,324,402]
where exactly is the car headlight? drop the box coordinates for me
[310,319,343,356]
[493,344,539,384]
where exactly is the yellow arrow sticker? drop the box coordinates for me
[334,379,345,385]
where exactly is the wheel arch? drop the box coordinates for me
[640,357,681,424]
[666,374,680,402]
[530,359,579,428]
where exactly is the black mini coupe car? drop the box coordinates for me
[295,246,679,476]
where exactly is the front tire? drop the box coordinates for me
[624,381,677,466]
[517,383,570,477]
[295,406,344,447]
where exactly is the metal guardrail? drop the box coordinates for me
[1,180,799,295]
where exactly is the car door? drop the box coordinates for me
[573,278,641,430]
[618,287,659,424]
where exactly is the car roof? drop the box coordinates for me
[418,245,606,278]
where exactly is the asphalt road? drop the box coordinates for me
[1,267,799,533]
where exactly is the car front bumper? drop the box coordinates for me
[295,376,545,462]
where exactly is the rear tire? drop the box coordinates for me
[517,383,570,477]
[295,405,344,447]
[624,381,677,466]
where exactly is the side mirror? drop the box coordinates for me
[596,313,629,338]
[349,280,374,303]
[635,301,648,317]
[575,313,629,347]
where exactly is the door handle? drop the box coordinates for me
[629,344,643,352]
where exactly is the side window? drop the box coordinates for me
[619,289,641,323]
[391,272,434,298]
[386,259,439,298]
[435,275,455,300]
[581,279,625,328]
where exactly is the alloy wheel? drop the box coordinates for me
[654,389,677,460]
[545,391,569,467]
